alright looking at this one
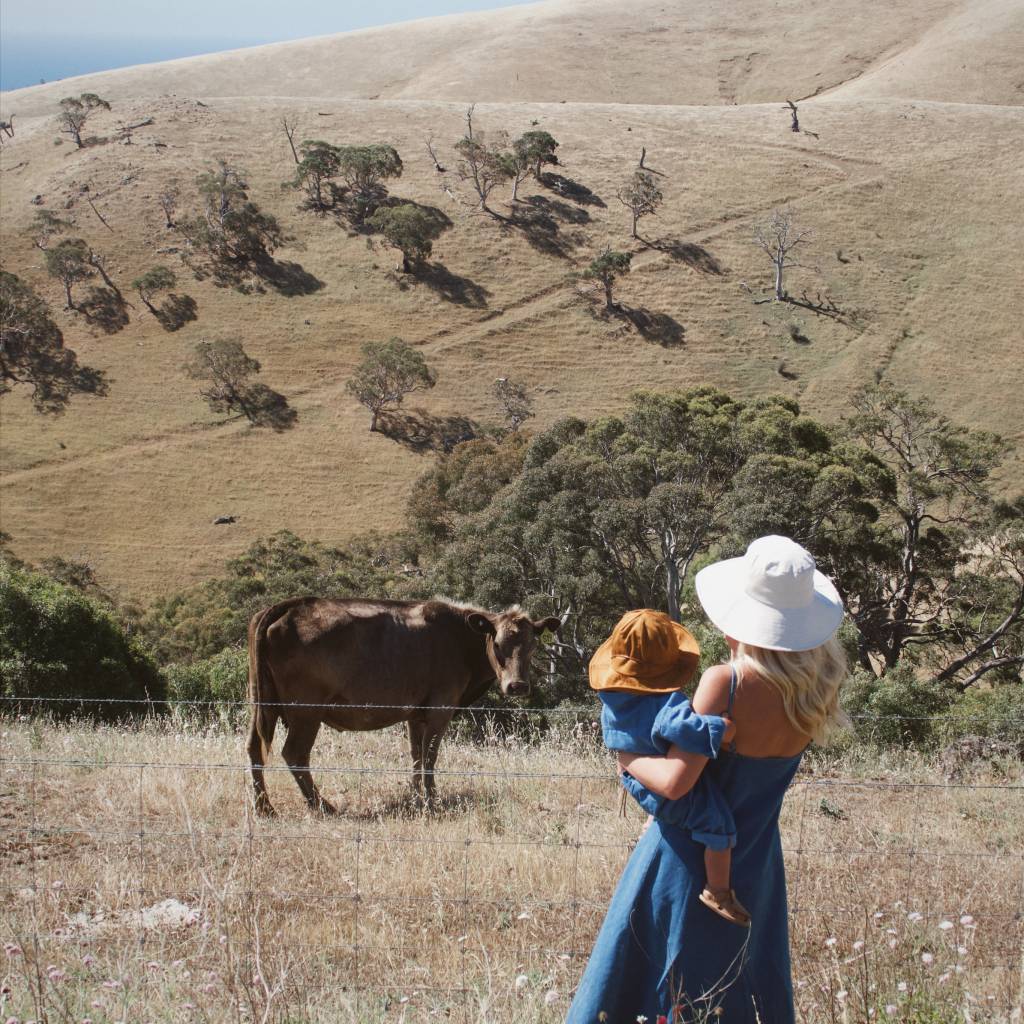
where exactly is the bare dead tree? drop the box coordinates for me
[784,100,800,132]
[425,134,446,173]
[281,115,300,164]
[158,184,179,229]
[0,115,14,143]
[639,146,647,169]
[753,209,812,301]
[115,117,154,144]
[85,194,114,232]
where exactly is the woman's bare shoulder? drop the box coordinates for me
[691,663,733,717]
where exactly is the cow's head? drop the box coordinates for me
[466,608,561,697]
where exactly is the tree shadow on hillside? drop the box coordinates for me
[510,195,590,259]
[377,407,479,453]
[233,384,298,432]
[539,171,606,208]
[155,294,198,332]
[783,290,848,324]
[79,286,129,334]
[646,237,725,275]
[404,261,491,308]
[252,256,325,297]
[617,305,686,347]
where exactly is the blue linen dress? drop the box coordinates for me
[569,680,804,1023]
[601,691,735,850]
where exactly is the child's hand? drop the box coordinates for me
[721,715,737,745]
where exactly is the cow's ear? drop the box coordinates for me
[533,616,562,635]
[467,611,497,636]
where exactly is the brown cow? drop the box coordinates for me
[246,597,560,816]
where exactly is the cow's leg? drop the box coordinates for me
[247,707,276,817]
[407,718,427,802]
[281,719,337,816]
[421,712,455,805]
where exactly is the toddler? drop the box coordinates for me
[590,608,750,927]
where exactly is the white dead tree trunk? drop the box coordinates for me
[753,209,812,300]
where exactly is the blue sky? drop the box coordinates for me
[0,0,539,90]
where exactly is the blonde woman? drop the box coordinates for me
[566,536,849,1024]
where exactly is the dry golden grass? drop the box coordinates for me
[1,0,1023,602]
[2,718,1022,1022]
[1,91,1022,601]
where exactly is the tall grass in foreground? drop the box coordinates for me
[1,717,1021,1022]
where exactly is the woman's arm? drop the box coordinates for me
[615,665,737,800]
[617,747,709,801]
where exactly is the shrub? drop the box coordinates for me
[940,684,1024,749]
[0,559,164,718]
[163,647,248,727]
[841,665,958,748]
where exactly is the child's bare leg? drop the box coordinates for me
[699,845,751,927]
[704,845,731,891]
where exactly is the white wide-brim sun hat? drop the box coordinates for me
[695,535,844,652]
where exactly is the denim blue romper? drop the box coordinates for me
[600,676,736,850]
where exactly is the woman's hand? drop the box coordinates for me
[616,746,709,801]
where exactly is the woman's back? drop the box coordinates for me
[693,662,809,758]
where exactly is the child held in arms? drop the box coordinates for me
[590,609,749,926]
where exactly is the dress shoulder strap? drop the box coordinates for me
[725,665,738,753]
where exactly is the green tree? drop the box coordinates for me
[288,139,342,212]
[499,138,533,203]
[346,337,437,432]
[837,382,1009,675]
[57,93,110,148]
[43,237,94,308]
[493,377,535,432]
[181,160,284,269]
[426,388,885,699]
[184,339,296,430]
[0,557,164,717]
[583,248,632,309]
[366,204,438,272]
[616,170,663,239]
[0,269,107,412]
[336,144,403,221]
[407,433,530,547]
[131,265,177,315]
[518,130,559,178]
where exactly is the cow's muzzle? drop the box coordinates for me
[503,679,530,697]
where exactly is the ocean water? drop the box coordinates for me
[0,34,273,92]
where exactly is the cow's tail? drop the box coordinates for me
[247,604,284,762]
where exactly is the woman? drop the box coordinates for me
[566,535,849,1023]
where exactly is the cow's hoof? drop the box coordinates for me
[316,801,339,817]
[254,800,277,819]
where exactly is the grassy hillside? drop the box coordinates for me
[1,1,1022,600]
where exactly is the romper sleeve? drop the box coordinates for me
[651,694,726,758]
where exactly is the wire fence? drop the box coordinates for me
[2,697,1023,1023]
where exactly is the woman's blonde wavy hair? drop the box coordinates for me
[732,634,851,744]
